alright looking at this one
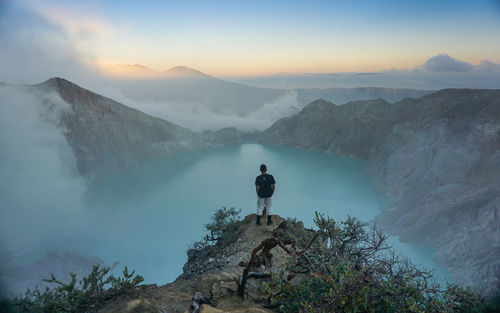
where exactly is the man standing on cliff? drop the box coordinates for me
[255,164,276,226]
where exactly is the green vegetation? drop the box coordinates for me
[182,207,247,280]
[272,217,317,249]
[263,213,496,313]
[0,265,143,313]
[191,207,244,250]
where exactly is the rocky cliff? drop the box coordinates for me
[29,78,231,177]
[98,215,287,313]
[260,89,500,294]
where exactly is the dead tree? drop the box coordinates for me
[236,233,322,297]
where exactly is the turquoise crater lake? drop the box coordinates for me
[84,144,448,285]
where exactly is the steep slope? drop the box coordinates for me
[260,89,500,294]
[31,78,221,176]
[259,98,406,159]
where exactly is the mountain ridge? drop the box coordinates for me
[29,77,234,176]
[260,88,500,294]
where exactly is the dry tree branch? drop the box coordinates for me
[237,237,292,297]
[236,232,325,297]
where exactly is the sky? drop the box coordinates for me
[1,0,500,77]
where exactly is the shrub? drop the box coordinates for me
[191,207,243,251]
[1,265,143,313]
[273,217,317,249]
[263,213,488,313]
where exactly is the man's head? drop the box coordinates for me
[260,164,267,173]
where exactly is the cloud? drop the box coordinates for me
[0,1,103,85]
[478,60,500,72]
[0,85,89,254]
[94,85,301,132]
[230,54,500,90]
[422,54,474,72]
[35,3,113,40]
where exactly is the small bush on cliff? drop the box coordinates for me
[272,217,317,249]
[191,207,243,250]
[263,213,488,313]
[1,265,143,313]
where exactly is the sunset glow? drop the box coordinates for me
[3,0,499,77]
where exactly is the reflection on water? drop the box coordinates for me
[83,144,449,285]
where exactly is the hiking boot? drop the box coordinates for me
[256,216,261,226]
[267,216,273,225]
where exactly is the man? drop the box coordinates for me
[255,164,276,225]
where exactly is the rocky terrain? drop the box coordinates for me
[97,214,288,313]
[260,89,500,295]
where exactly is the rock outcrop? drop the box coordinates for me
[260,89,500,294]
[98,214,286,313]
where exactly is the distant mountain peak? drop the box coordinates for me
[311,98,331,105]
[43,76,67,83]
[102,64,162,78]
[41,77,76,89]
[165,66,208,78]
[304,98,334,109]
[102,64,210,79]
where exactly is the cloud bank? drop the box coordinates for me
[420,53,500,74]
[0,86,89,256]
[422,54,474,72]
[95,86,301,132]
[0,1,102,85]
[227,54,500,90]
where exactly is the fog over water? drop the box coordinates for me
[94,86,302,131]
